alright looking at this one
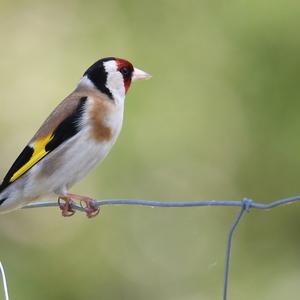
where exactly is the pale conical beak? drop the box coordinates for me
[132,67,152,81]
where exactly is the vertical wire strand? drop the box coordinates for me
[0,259,9,300]
[223,203,248,300]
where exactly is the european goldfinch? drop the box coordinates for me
[0,57,151,217]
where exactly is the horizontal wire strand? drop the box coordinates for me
[22,194,300,210]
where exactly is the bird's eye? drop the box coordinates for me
[120,67,130,77]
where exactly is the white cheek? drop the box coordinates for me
[106,72,125,103]
[103,60,126,106]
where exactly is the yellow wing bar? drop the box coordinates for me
[10,134,54,183]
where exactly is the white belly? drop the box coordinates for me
[26,118,122,199]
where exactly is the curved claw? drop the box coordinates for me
[80,199,100,218]
[58,197,76,217]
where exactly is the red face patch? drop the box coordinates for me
[115,58,134,93]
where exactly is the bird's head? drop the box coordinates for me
[80,57,151,104]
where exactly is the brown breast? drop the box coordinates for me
[88,94,113,142]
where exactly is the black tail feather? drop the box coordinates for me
[0,182,8,205]
[0,181,8,194]
[0,197,7,205]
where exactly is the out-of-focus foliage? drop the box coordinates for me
[0,0,300,299]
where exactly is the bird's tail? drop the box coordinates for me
[0,183,8,206]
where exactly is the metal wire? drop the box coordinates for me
[22,194,300,210]
[1,194,299,299]
[0,259,9,300]
[223,198,251,300]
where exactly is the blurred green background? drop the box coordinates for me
[0,0,300,299]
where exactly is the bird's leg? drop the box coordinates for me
[66,193,100,218]
[58,196,76,217]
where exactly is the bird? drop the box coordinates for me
[0,57,151,218]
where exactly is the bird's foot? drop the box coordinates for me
[67,193,100,218]
[80,197,100,218]
[58,197,76,217]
